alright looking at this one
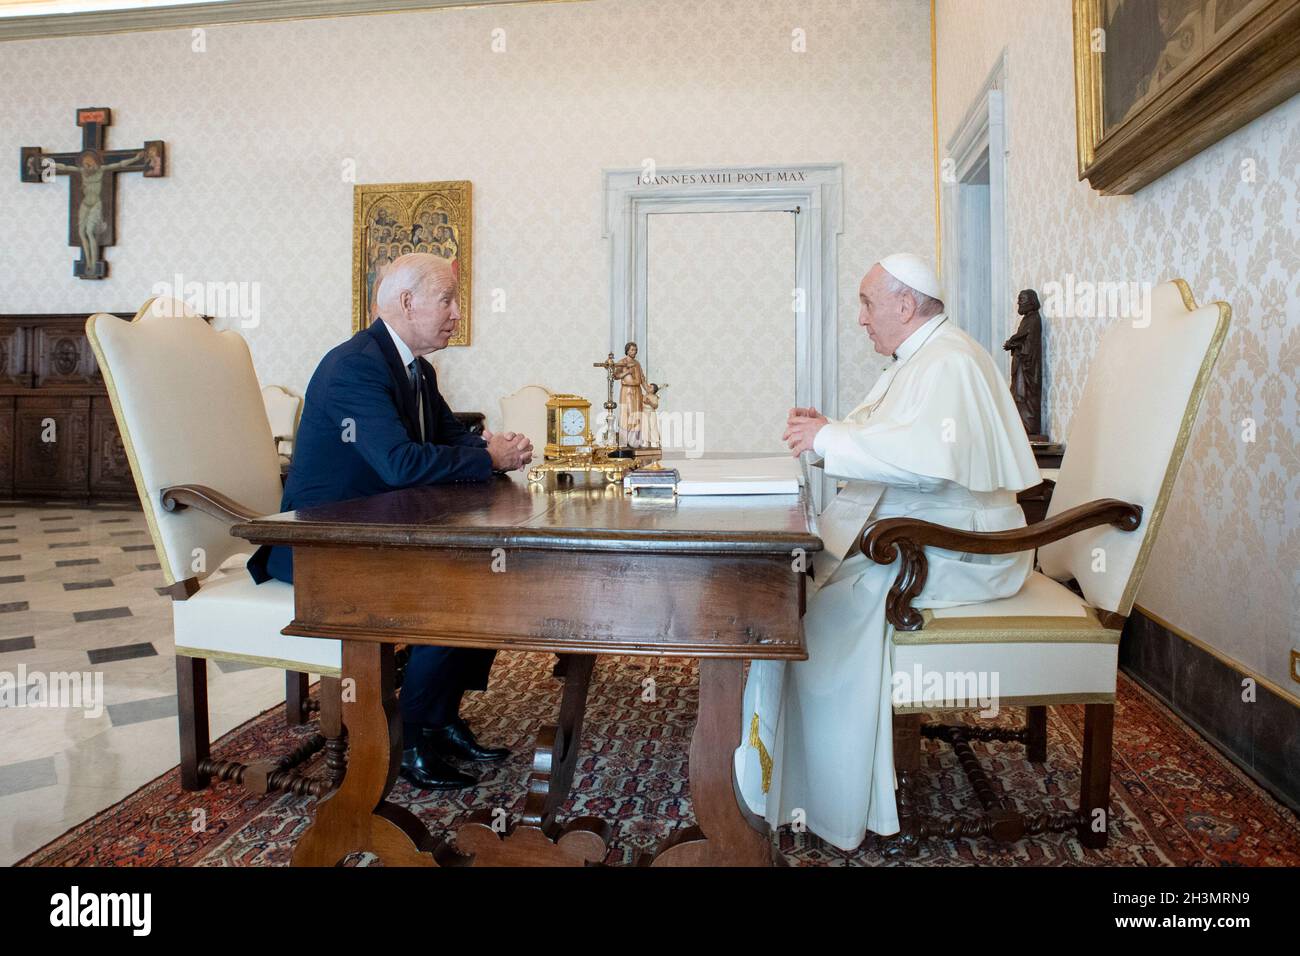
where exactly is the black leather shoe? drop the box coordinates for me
[425,718,510,763]
[399,742,478,791]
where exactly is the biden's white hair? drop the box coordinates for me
[376,253,455,314]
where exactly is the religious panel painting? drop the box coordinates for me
[351,181,472,346]
[1073,0,1300,193]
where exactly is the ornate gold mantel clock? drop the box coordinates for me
[528,392,652,484]
[544,393,593,459]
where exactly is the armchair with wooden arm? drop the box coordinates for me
[864,498,1143,633]
[857,279,1229,854]
[87,298,343,800]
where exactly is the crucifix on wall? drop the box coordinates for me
[20,107,166,280]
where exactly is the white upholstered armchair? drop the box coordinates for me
[862,279,1229,852]
[87,298,343,797]
[261,384,302,466]
[499,384,551,459]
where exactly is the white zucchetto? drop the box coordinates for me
[879,252,943,301]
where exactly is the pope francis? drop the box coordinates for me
[735,253,1041,850]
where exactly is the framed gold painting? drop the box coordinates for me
[351,180,472,345]
[1074,0,1300,194]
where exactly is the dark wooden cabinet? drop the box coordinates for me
[0,403,13,494]
[0,325,29,388]
[90,397,135,495]
[33,323,101,388]
[14,396,90,497]
[0,314,135,502]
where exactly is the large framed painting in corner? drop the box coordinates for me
[1073,0,1300,194]
[351,180,472,345]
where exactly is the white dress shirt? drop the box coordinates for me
[383,319,417,376]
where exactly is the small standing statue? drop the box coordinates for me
[1003,289,1045,441]
[637,382,666,448]
[613,342,646,445]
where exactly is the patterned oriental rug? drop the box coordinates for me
[19,653,1300,867]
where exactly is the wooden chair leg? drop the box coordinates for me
[286,670,310,726]
[176,654,211,791]
[318,675,346,790]
[1025,705,1047,763]
[892,712,924,857]
[1077,702,1114,849]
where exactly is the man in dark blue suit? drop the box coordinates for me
[248,253,533,790]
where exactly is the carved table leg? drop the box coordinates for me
[456,653,609,866]
[292,640,454,867]
[651,658,772,867]
[542,652,596,820]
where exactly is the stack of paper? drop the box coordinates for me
[673,456,803,496]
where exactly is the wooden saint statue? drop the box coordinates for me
[1003,288,1045,441]
[636,382,666,448]
[613,342,646,445]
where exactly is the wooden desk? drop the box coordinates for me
[233,475,820,867]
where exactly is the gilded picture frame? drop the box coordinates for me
[1073,0,1300,194]
[351,180,472,345]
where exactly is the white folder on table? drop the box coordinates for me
[673,457,803,496]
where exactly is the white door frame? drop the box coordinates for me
[602,164,844,423]
[944,52,1011,378]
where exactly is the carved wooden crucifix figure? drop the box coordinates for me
[21,108,166,280]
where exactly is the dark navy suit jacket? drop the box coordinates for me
[248,319,492,584]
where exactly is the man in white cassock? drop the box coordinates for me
[734,253,1041,850]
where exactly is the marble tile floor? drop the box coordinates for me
[0,503,293,865]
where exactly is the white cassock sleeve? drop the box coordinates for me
[813,424,947,489]
[806,426,945,588]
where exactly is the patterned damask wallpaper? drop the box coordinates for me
[0,0,934,442]
[936,0,1300,692]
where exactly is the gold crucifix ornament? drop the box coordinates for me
[592,349,639,460]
